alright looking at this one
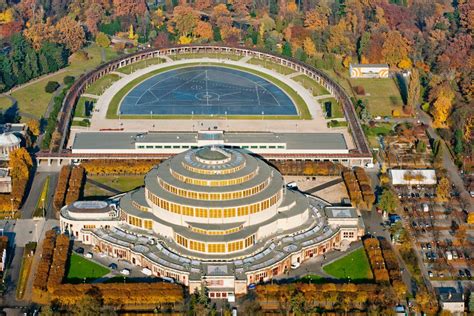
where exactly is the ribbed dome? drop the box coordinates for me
[0,133,20,146]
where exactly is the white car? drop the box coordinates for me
[120,268,131,275]
[290,262,300,270]
[85,252,93,259]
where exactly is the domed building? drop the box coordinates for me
[0,132,20,160]
[61,147,363,297]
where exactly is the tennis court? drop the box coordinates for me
[118,66,298,116]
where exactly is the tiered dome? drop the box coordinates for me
[120,146,312,259]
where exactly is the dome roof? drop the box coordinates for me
[0,133,20,147]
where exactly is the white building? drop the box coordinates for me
[350,64,389,79]
[60,147,363,297]
[390,169,437,186]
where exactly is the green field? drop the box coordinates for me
[300,274,328,284]
[10,45,119,120]
[71,119,90,127]
[169,53,242,61]
[362,123,393,148]
[292,75,329,96]
[85,73,120,96]
[319,97,344,119]
[117,57,166,75]
[351,78,403,116]
[66,253,109,283]
[247,58,295,75]
[0,96,13,109]
[74,97,96,118]
[327,120,348,128]
[323,248,373,282]
[84,175,144,198]
[107,62,311,120]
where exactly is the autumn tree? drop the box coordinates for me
[232,0,252,18]
[195,21,213,41]
[406,68,420,114]
[23,18,55,50]
[55,16,85,52]
[381,31,410,66]
[172,5,199,37]
[430,83,454,126]
[194,0,212,11]
[211,4,232,31]
[377,187,399,213]
[304,8,328,30]
[95,32,110,48]
[303,37,316,58]
[9,147,32,180]
[436,177,450,202]
[113,0,147,17]
[26,119,40,136]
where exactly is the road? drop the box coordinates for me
[20,172,58,219]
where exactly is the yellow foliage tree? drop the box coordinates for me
[303,37,317,58]
[178,35,192,44]
[26,119,40,137]
[287,1,297,13]
[342,55,352,68]
[398,58,412,69]
[431,93,453,126]
[436,177,450,202]
[0,8,14,23]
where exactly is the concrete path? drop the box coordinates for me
[162,55,174,63]
[239,55,252,63]
[7,69,67,94]
[110,71,128,78]
[84,57,355,151]
[81,93,100,99]
[286,72,301,79]
[313,94,333,100]
[305,178,343,194]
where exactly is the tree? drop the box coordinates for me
[431,89,454,126]
[45,81,60,93]
[454,129,463,155]
[381,31,410,66]
[72,291,103,315]
[55,16,85,52]
[282,42,292,57]
[304,8,328,30]
[26,119,40,136]
[303,37,316,58]
[211,4,232,31]
[377,187,399,213]
[95,32,110,48]
[112,0,147,17]
[415,140,426,153]
[9,147,32,180]
[407,68,420,114]
[153,32,170,48]
[195,21,213,41]
[172,5,199,37]
[436,177,450,202]
[194,0,212,10]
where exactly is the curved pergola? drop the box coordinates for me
[57,45,370,156]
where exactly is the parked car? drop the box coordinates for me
[464,269,471,278]
[120,268,130,275]
[459,270,465,278]
[291,262,300,270]
[108,263,118,270]
[85,252,93,259]
[428,271,434,278]
[75,247,84,254]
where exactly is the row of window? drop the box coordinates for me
[175,233,256,253]
[132,201,150,212]
[146,189,282,218]
[182,161,245,176]
[136,144,286,150]
[159,178,268,201]
[170,169,256,187]
[128,215,153,230]
[137,144,197,149]
[190,225,242,235]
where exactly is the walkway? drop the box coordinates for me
[110,71,128,78]
[81,93,100,99]
[305,178,343,194]
[286,72,301,79]
[239,55,252,63]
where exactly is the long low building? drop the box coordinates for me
[56,130,372,167]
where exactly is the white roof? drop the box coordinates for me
[0,133,20,147]
[390,169,437,185]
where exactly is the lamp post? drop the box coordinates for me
[150,110,153,120]
[42,198,45,218]
[261,111,264,121]
[191,111,194,120]
[10,198,13,218]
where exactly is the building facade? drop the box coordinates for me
[350,64,389,79]
[60,147,363,296]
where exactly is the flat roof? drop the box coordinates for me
[72,131,348,151]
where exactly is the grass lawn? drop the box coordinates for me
[247,58,295,75]
[327,120,348,128]
[0,96,13,110]
[362,123,393,148]
[117,57,166,75]
[300,274,328,284]
[292,75,329,96]
[84,175,144,199]
[16,252,33,299]
[350,78,403,117]
[85,73,120,96]
[74,97,96,118]
[169,53,242,61]
[319,97,344,119]
[71,119,90,127]
[107,62,311,120]
[323,248,373,282]
[11,44,118,120]
[66,253,109,283]
[32,176,49,218]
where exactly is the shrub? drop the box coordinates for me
[354,85,365,95]
[45,81,60,93]
[63,76,75,86]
